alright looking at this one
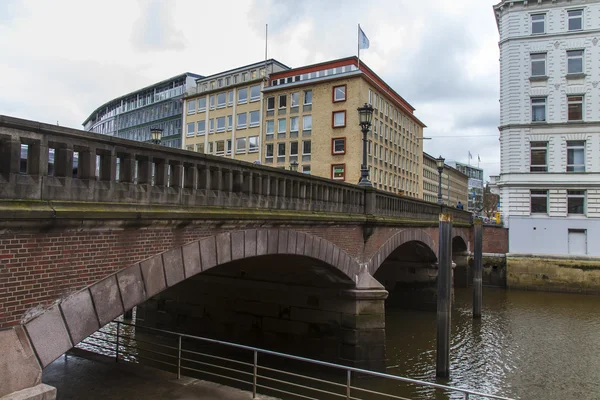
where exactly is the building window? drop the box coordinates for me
[567,140,585,172]
[266,120,274,139]
[530,141,548,172]
[266,144,274,160]
[228,91,233,106]
[237,113,247,129]
[238,88,248,104]
[267,97,275,111]
[290,141,298,156]
[568,9,583,31]
[215,140,225,156]
[567,96,583,121]
[302,165,311,174]
[209,95,215,110]
[568,190,585,214]
[217,93,226,108]
[242,72,248,82]
[303,140,311,155]
[332,138,346,154]
[368,89,372,105]
[333,85,346,102]
[303,115,312,131]
[304,90,312,105]
[278,118,286,133]
[290,116,299,132]
[197,120,206,135]
[236,137,247,154]
[567,50,584,74]
[198,97,206,111]
[531,53,546,76]
[186,122,195,137]
[250,85,261,102]
[279,95,287,109]
[187,100,196,114]
[248,136,259,153]
[225,77,231,86]
[278,142,286,158]
[333,111,346,127]
[531,97,546,122]
[291,92,299,107]
[249,110,260,127]
[331,164,346,181]
[216,116,226,132]
[209,118,214,133]
[217,79,223,88]
[227,115,233,131]
[226,139,232,155]
[531,14,545,34]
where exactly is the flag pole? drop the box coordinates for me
[358,23,361,69]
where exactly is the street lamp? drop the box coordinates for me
[436,156,445,205]
[150,127,163,145]
[357,103,374,187]
[289,161,298,172]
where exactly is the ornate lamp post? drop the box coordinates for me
[357,103,374,187]
[289,161,298,172]
[436,156,445,205]
[150,127,163,145]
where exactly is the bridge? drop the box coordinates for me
[0,115,503,399]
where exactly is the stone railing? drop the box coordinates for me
[0,115,472,224]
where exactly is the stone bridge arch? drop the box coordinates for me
[17,229,361,371]
[368,228,436,275]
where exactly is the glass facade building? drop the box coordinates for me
[83,72,203,148]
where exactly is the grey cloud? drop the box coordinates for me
[0,0,22,24]
[131,0,186,52]
[453,109,499,130]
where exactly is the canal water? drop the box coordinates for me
[384,287,600,399]
[78,287,600,399]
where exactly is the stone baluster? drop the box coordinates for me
[154,158,168,187]
[119,153,136,183]
[98,149,116,182]
[183,163,197,190]
[170,161,184,189]
[54,145,74,178]
[0,136,21,178]
[78,147,97,180]
[137,156,152,185]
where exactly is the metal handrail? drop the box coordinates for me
[79,320,515,400]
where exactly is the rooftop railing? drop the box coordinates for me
[0,115,471,224]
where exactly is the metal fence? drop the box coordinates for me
[79,320,514,400]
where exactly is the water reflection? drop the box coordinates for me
[386,288,600,400]
[78,289,600,399]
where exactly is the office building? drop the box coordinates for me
[422,153,469,208]
[493,0,600,255]
[182,60,290,164]
[83,73,202,148]
[447,161,484,213]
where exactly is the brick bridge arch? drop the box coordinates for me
[19,229,360,370]
[368,228,436,275]
[452,228,470,253]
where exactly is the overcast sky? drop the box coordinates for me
[0,0,501,179]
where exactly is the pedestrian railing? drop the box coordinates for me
[78,320,514,400]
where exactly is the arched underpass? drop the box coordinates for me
[374,240,439,311]
[136,254,381,365]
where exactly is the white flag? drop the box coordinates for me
[359,26,370,50]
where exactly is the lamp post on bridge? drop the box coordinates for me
[436,156,445,205]
[357,103,374,187]
[150,127,163,145]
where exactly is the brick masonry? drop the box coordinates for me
[0,222,504,330]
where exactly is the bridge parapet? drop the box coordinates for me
[0,115,471,224]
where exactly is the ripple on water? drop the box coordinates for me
[384,288,600,400]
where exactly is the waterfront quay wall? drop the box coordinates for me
[507,254,600,294]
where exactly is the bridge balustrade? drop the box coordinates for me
[0,115,472,224]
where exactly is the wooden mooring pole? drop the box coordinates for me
[473,220,483,319]
[436,212,453,378]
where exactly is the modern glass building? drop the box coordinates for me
[83,72,203,148]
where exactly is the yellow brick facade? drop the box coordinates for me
[422,152,469,209]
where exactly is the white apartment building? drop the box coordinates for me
[493,0,600,256]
